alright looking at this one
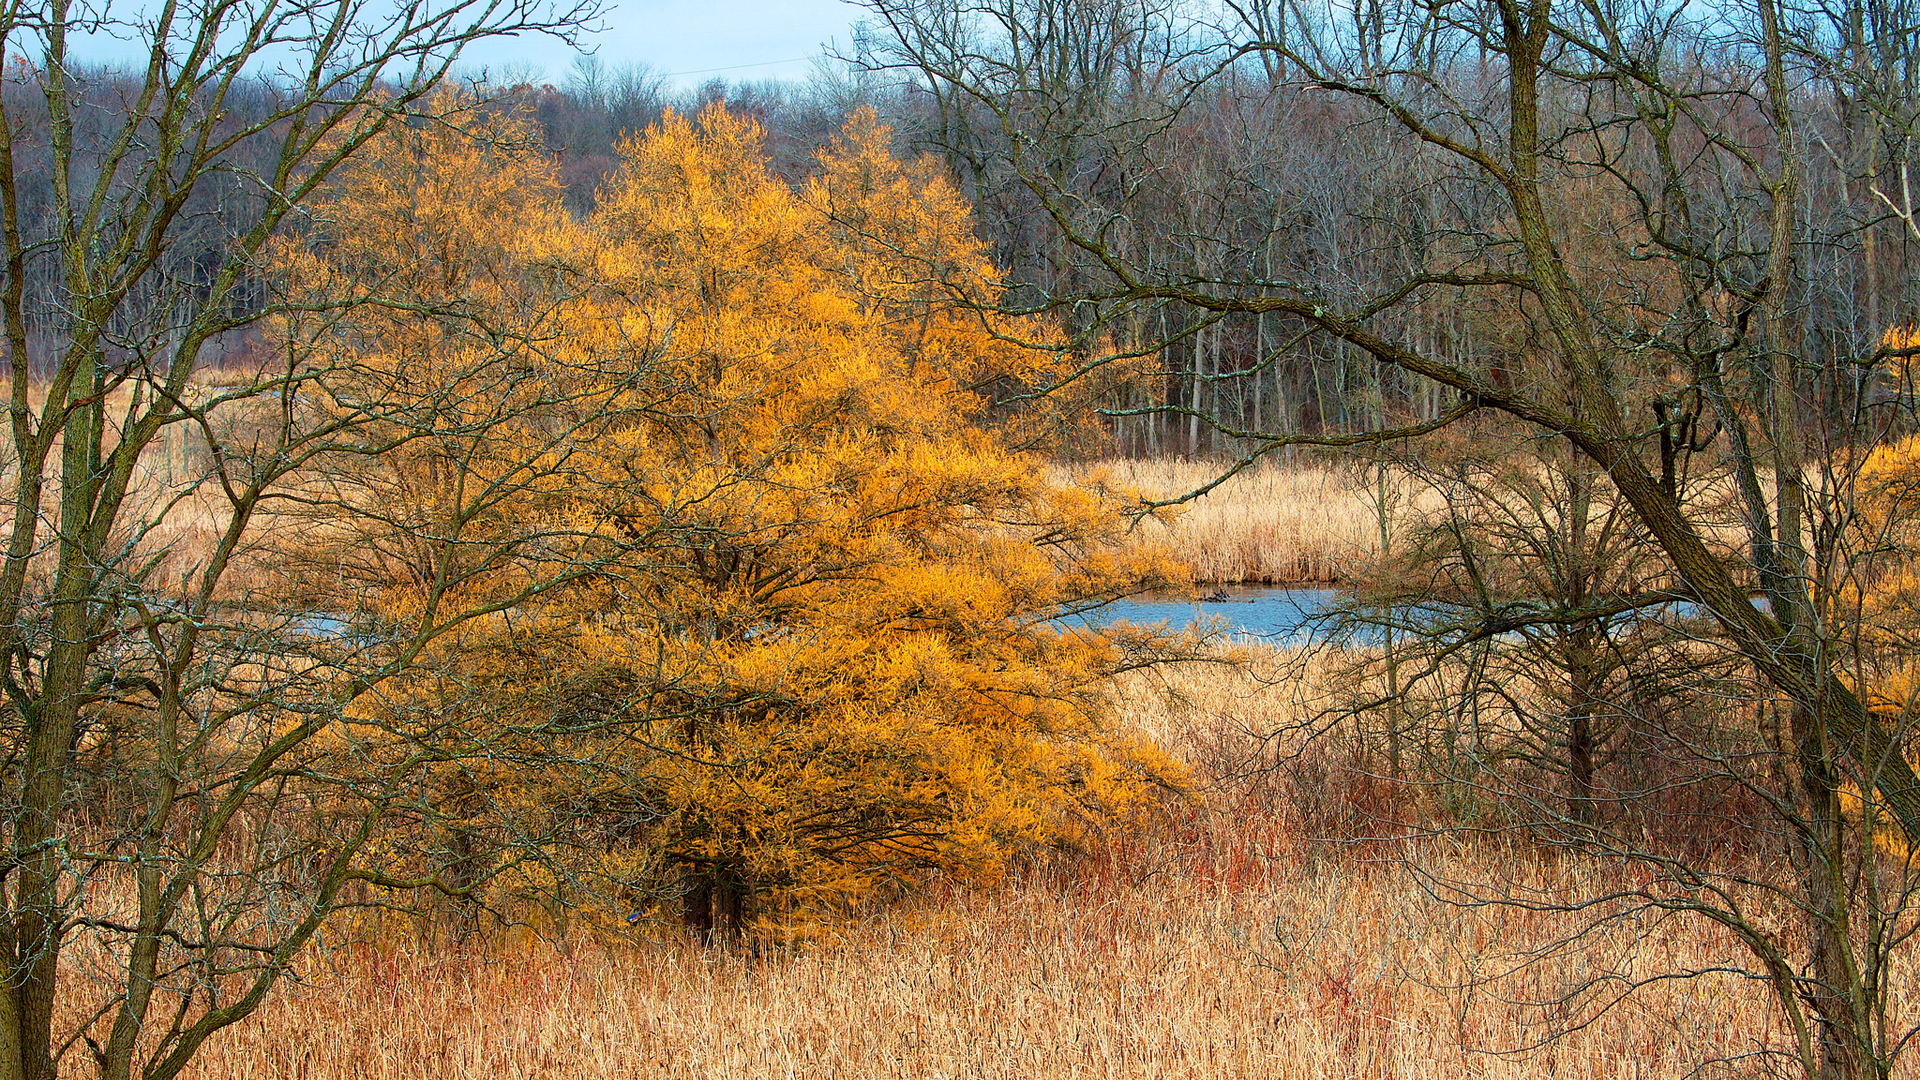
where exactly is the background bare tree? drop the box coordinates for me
[0,2,604,1076]
[858,0,1920,1075]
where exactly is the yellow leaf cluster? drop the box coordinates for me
[269,98,600,619]
[280,100,1186,932]
[1840,436,1920,861]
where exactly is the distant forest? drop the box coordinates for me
[25,10,1912,460]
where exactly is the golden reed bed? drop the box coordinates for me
[171,660,1850,1080]
[189,851,1772,1080]
[1079,458,1400,584]
[40,453,1840,1078]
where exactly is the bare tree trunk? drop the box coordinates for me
[1254,311,1265,433]
[1565,637,1601,830]
[682,876,715,942]
[1188,335,1202,456]
[1791,699,1867,1079]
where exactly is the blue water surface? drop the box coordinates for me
[1073,585,1716,647]
[1070,586,1349,645]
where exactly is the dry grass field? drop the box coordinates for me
[1086,455,1752,588]
[184,852,1780,1080]
[1081,458,1414,585]
[168,657,1854,1080]
[0,371,256,588]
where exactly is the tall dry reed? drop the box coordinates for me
[156,657,1855,1080]
[175,844,1804,1079]
[1079,458,1417,584]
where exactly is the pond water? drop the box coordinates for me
[1071,585,1717,646]
[1068,586,1351,645]
[292,587,1720,652]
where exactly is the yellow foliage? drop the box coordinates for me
[269,96,600,619]
[1839,781,1917,863]
[1882,325,1920,352]
[1850,436,1920,660]
[1844,434,1920,856]
[1874,324,1920,415]
[287,102,1186,932]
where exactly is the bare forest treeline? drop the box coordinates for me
[860,7,1920,458]
[540,21,1920,461]
[37,17,1917,460]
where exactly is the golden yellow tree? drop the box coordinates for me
[546,107,1181,934]
[270,99,613,620]
[294,104,1184,937]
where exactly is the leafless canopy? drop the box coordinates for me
[0,2,600,1078]
[859,0,1920,1075]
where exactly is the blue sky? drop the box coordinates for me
[53,0,869,91]
[456,0,869,87]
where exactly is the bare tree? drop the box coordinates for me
[0,1,601,1076]
[862,0,1920,1074]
